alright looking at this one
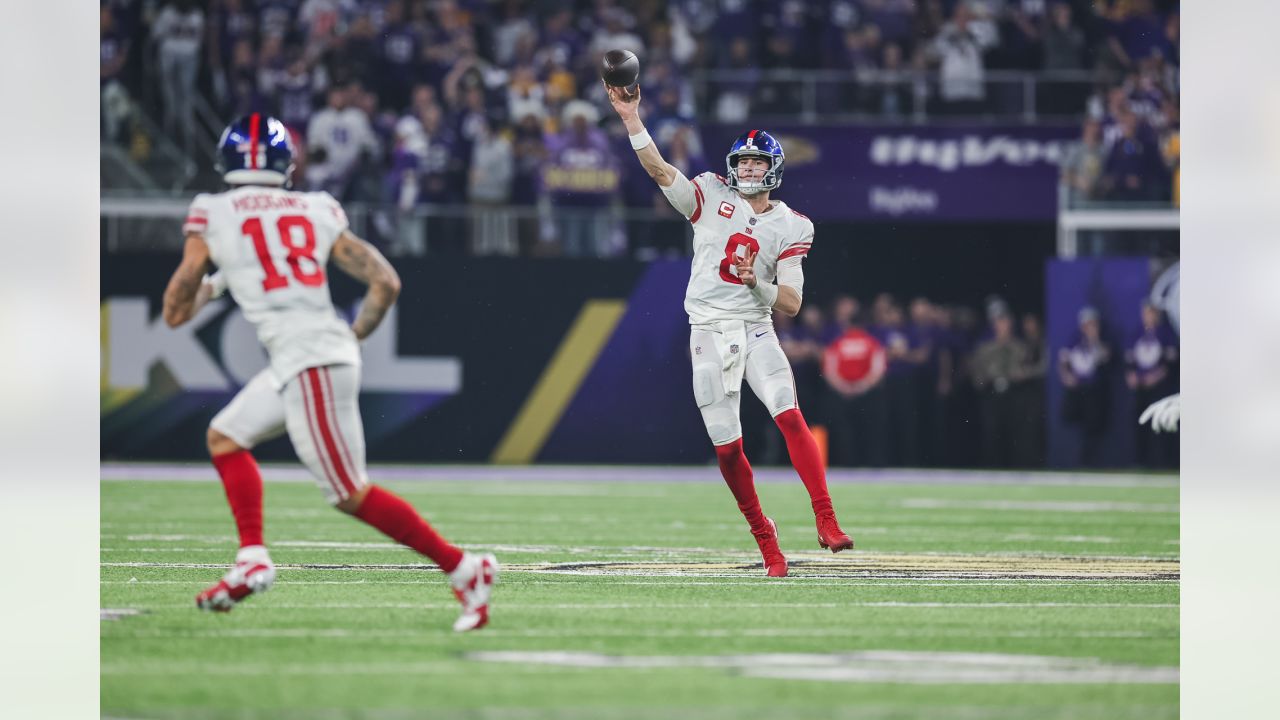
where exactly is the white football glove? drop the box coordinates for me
[1138,393,1180,434]
[202,271,228,299]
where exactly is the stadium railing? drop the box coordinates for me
[1055,187,1179,258]
[100,195,694,258]
[690,68,1096,124]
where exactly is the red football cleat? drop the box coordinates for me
[816,513,854,553]
[196,547,276,612]
[753,517,788,577]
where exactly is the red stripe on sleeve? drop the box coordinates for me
[690,179,704,223]
[777,246,810,260]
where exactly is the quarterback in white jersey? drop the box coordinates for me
[607,84,854,577]
[163,114,496,631]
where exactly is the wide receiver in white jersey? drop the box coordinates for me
[606,84,855,577]
[162,114,496,631]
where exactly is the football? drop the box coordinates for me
[600,49,640,89]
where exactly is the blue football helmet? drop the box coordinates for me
[725,129,785,195]
[215,113,295,187]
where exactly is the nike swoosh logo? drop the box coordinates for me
[754,332,769,338]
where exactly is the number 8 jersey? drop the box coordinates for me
[185,186,360,388]
[661,171,814,325]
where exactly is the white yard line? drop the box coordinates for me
[107,628,1173,640]
[900,499,1179,513]
[463,650,1180,685]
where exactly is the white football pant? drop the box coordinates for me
[210,364,369,505]
[689,320,798,447]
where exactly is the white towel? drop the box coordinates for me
[710,320,748,396]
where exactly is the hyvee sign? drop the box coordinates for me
[700,124,1078,222]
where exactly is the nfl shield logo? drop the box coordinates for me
[729,344,740,354]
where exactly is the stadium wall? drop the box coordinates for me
[100,227,1055,465]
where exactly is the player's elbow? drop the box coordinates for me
[377,269,402,300]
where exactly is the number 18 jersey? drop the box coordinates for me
[185,186,360,388]
[675,172,814,325]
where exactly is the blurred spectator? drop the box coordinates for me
[1100,109,1168,202]
[411,100,467,253]
[257,0,296,40]
[909,297,944,466]
[331,10,380,88]
[207,0,257,110]
[1125,301,1178,467]
[970,301,1030,468]
[223,39,261,120]
[1043,1,1085,71]
[152,0,205,155]
[1113,0,1175,67]
[542,100,620,257]
[387,114,428,253]
[375,0,421,112]
[1162,107,1179,207]
[821,296,889,467]
[925,2,995,115]
[712,36,758,123]
[1058,306,1112,467]
[789,305,829,416]
[508,67,548,126]
[101,4,133,143]
[468,119,517,256]
[1061,117,1105,206]
[1016,312,1048,467]
[872,299,928,466]
[992,1,1044,72]
[305,84,381,199]
[866,41,914,118]
[588,7,646,59]
[267,53,327,135]
[491,0,537,67]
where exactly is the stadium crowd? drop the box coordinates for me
[1057,1,1179,208]
[103,0,1180,256]
[760,291,1177,470]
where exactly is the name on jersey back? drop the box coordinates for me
[231,193,310,213]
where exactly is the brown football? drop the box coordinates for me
[600,49,640,89]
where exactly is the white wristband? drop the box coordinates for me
[750,281,779,307]
[629,129,652,150]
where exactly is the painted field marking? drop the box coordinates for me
[101,551,1179,581]
[900,499,1178,513]
[465,650,1179,685]
[106,628,1175,642]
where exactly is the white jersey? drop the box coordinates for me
[185,186,360,388]
[662,171,814,324]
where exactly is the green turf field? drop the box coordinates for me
[101,468,1179,720]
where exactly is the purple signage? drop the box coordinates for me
[699,124,1079,222]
